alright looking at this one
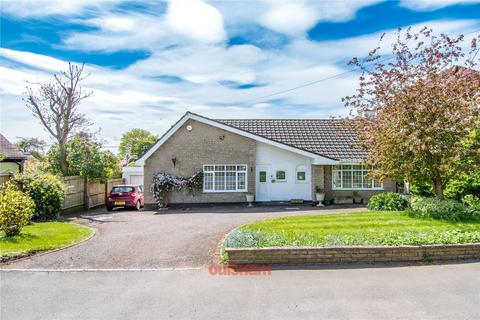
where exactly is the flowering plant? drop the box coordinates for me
[151,171,203,208]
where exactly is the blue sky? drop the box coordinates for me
[1,0,479,151]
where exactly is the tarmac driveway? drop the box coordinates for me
[2,206,366,269]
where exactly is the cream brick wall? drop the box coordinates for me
[144,119,256,204]
[311,165,324,199]
[313,165,397,202]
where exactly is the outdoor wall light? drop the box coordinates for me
[171,156,177,168]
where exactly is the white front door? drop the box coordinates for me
[255,165,270,201]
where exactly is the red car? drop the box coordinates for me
[106,185,144,211]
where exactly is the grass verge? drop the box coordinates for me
[225,211,480,248]
[0,222,94,260]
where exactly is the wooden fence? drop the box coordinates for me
[0,173,13,185]
[0,174,122,213]
[62,176,124,212]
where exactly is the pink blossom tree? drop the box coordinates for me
[343,27,480,199]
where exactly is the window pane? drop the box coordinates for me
[333,170,342,188]
[226,172,236,190]
[373,180,382,188]
[276,171,286,180]
[342,170,352,188]
[226,165,236,171]
[215,172,225,190]
[353,170,362,188]
[259,171,266,183]
[237,165,247,171]
[297,171,306,181]
[204,165,214,171]
[363,175,373,189]
[204,172,213,190]
[238,172,246,190]
[343,165,352,170]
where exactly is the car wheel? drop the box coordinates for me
[135,200,141,211]
[106,205,113,212]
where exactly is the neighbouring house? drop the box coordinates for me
[0,134,26,174]
[135,112,398,206]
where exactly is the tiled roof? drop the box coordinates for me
[215,119,367,161]
[0,134,26,160]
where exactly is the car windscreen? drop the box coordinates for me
[111,186,134,193]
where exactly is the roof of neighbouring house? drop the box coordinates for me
[0,134,27,160]
[216,118,367,161]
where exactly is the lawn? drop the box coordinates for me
[0,222,94,259]
[225,211,480,248]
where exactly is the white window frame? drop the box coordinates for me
[275,170,287,182]
[295,165,308,183]
[332,164,383,190]
[203,164,248,193]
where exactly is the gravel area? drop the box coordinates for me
[1,205,366,269]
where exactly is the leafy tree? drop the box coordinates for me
[118,128,157,161]
[444,126,480,199]
[343,27,480,199]
[24,63,92,176]
[15,137,47,160]
[44,134,121,181]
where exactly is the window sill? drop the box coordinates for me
[332,188,384,191]
[203,190,248,193]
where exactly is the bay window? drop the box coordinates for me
[332,165,383,190]
[203,165,247,192]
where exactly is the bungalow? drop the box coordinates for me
[0,134,26,174]
[135,112,397,205]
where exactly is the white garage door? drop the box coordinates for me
[130,175,144,185]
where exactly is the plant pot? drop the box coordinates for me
[246,194,254,207]
[316,193,325,202]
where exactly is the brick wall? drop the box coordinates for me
[226,244,480,265]
[311,165,324,199]
[144,119,256,204]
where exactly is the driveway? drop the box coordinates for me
[1,205,366,269]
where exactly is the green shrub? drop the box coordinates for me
[11,174,65,221]
[408,197,479,221]
[0,184,35,236]
[409,182,434,197]
[367,192,408,211]
[462,194,480,208]
[444,172,480,201]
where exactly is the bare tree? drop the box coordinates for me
[24,63,92,175]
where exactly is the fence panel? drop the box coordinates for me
[60,176,126,212]
[87,178,124,209]
[0,174,13,185]
[62,176,85,211]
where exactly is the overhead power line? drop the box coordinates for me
[243,28,480,105]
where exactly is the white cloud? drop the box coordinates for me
[165,0,226,43]
[1,0,111,18]
[261,3,319,36]
[1,2,478,151]
[63,0,227,52]
[400,0,480,11]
